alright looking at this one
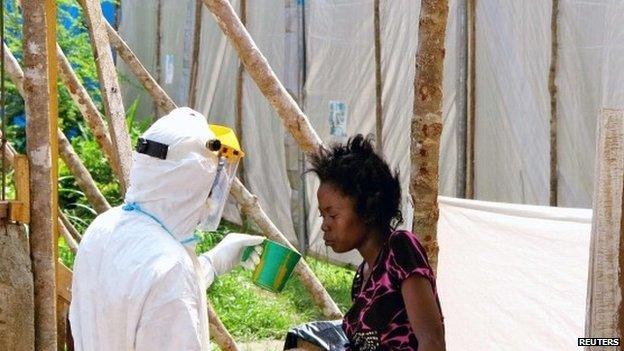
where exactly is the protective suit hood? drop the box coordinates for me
[124,107,218,245]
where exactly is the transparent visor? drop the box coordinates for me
[198,156,239,232]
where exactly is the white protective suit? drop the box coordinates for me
[69,107,263,350]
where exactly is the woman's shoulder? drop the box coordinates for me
[387,230,423,248]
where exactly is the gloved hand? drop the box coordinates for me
[201,233,264,277]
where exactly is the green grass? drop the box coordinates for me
[59,220,355,342]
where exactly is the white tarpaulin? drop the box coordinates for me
[437,196,591,350]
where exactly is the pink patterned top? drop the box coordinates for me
[342,230,442,350]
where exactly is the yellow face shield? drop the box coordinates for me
[199,125,245,232]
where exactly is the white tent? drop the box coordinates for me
[117,0,623,349]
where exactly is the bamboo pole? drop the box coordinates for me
[410,0,449,272]
[3,42,112,215]
[56,44,120,181]
[23,0,58,348]
[202,0,323,154]
[466,0,476,199]
[105,21,177,114]
[373,0,383,154]
[548,0,559,207]
[80,0,132,191]
[585,109,624,347]
[108,18,342,318]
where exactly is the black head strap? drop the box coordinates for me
[136,138,169,160]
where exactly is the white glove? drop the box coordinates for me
[201,233,264,277]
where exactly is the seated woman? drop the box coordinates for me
[310,134,445,351]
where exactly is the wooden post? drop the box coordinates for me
[373,0,383,154]
[23,0,58,348]
[466,0,476,199]
[202,0,323,154]
[80,0,132,191]
[410,0,449,272]
[188,0,203,108]
[585,109,624,346]
[548,0,559,207]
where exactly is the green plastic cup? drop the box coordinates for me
[243,240,301,293]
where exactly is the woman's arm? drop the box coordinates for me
[401,275,446,351]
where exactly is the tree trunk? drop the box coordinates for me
[23,0,59,348]
[410,0,449,272]
[585,108,624,346]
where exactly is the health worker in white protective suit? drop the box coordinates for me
[69,107,264,350]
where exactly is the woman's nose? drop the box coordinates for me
[321,220,329,232]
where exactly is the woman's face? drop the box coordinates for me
[317,182,368,253]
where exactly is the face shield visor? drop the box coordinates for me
[198,125,245,232]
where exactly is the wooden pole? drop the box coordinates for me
[548,0,559,207]
[410,0,449,272]
[188,0,203,108]
[466,0,476,199]
[202,0,323,154]
[373,0,383,154]
[80,0,132,191]
[585,109,624,346]
[23,0,58,348]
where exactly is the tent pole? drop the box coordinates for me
[374,0,383,154]
[466,0,476,199]
[548,0,560,206]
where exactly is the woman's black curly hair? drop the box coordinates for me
[309,134,403,240]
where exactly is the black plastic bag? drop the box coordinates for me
[283,320,348,350]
